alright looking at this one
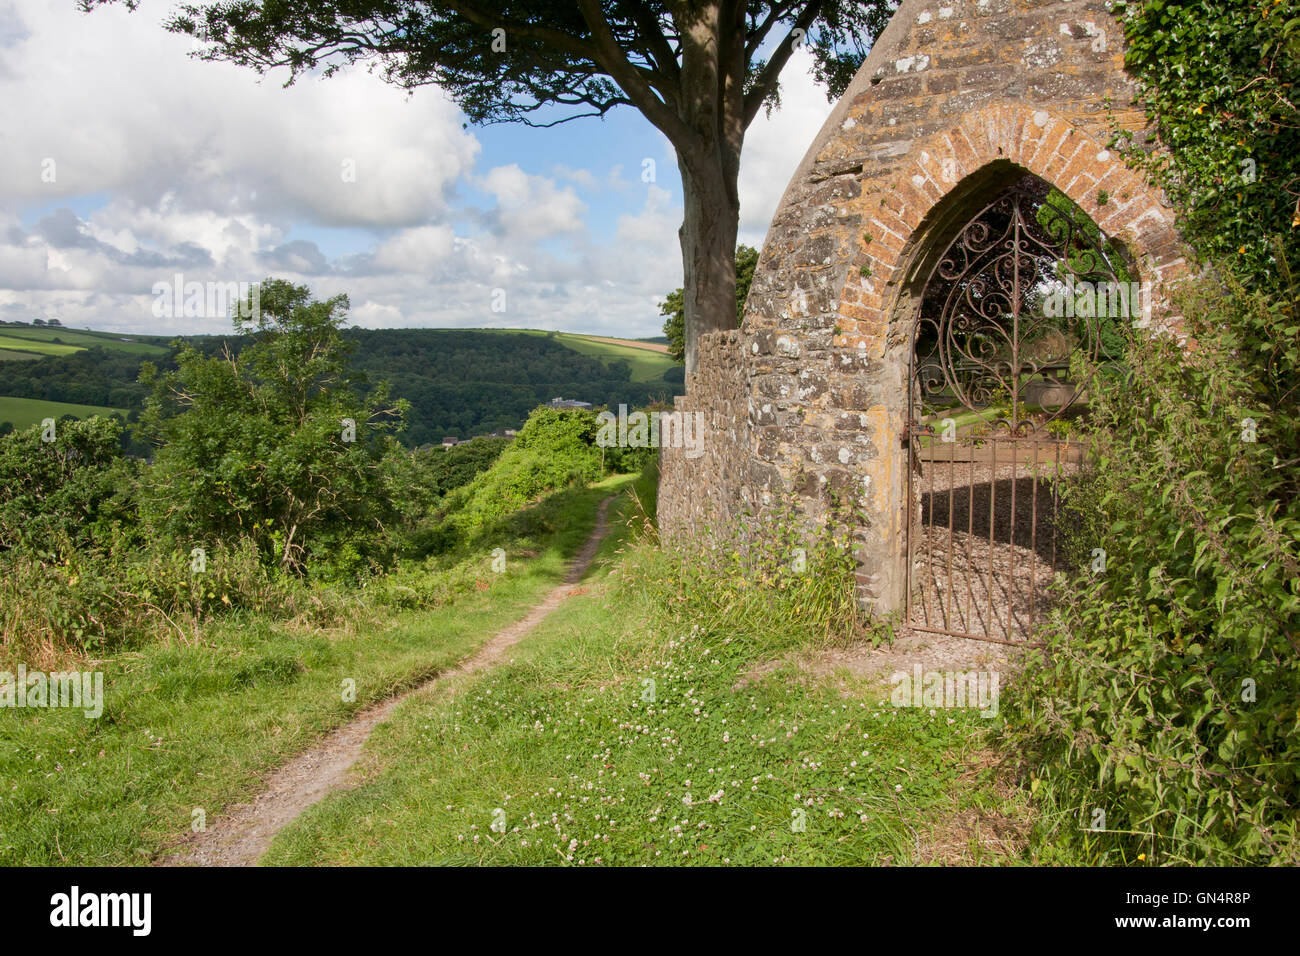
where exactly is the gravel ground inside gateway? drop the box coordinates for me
[909,445,1080,644]
[753,442,1083,693]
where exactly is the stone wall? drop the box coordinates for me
[657,330,756,540]
[658,0,1190,612]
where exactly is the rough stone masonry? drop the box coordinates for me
[658,0,1189,613]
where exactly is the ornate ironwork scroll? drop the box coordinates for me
[909,175,1129,436]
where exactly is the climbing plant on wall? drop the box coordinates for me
[1114,0,1300,278]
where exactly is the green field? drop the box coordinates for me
[551,332,676,382]
[0,325,169,357]
[0,334,84,357]
[0,396,125,429]
[479,329,678,382]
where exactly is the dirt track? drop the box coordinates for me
[159,496,617,867]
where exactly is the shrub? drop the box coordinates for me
[429,406,602,550]
[1000,265,1300,864]
[0,416,140,557]
[137,279,406,574]
[1115,0,1300,280]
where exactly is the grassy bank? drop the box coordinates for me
[0,478,630,865]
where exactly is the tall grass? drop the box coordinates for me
[617,482,883,654]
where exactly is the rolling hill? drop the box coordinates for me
[0,323,685,445]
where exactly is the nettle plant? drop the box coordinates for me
[1002,262,1300,864]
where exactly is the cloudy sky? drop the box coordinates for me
[0,1,837,338]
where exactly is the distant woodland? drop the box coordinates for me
[0,326,684,449]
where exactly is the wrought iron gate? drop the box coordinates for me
[903,175,1127,643]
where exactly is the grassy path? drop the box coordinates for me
[0,479,630,866]
[164,496,619,866]
[261,476,1033,867]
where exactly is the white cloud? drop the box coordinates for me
[481,164,586,240]
[371,225,457,274]
[0,2,845,338]
[0,2,479,228]
[616,185,679,245]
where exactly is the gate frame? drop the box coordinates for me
[897,172,1128,643]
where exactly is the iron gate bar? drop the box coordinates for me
[1030,439,1040,634]
[904,174,1119,644]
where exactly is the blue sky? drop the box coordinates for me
[0,0,835,338]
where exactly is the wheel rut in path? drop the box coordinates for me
[161,495,618,867]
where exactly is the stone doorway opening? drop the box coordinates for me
[902,173,1130,643]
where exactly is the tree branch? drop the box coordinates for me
[742,0,824,130]
[574,0,698,153]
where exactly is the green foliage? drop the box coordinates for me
[662,244,759,364]
[137,279,407,574]
[427,406,604,552]
[0,416,139,556]
[1001,266,1300,864]
[383,435,510,518]
[1115,0,1300,278]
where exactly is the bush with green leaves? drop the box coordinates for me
[382,436,509,523]
[137,280,407,575]
[1001,265,1300,864]
[424,406,603,553]
[0,416,139,557]
[1114,0,1300,280]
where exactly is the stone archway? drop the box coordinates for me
[658,0,1191,622]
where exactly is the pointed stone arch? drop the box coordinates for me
[658,0,1193,615]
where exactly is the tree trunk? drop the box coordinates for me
[679,157,740,377]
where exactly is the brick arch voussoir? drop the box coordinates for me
[832,105,1188,358]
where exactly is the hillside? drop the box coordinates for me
[0,396,126,431]
[0,323,685,445]
[0,323,171,358]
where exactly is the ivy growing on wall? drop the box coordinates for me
[1114,0,1300,278]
